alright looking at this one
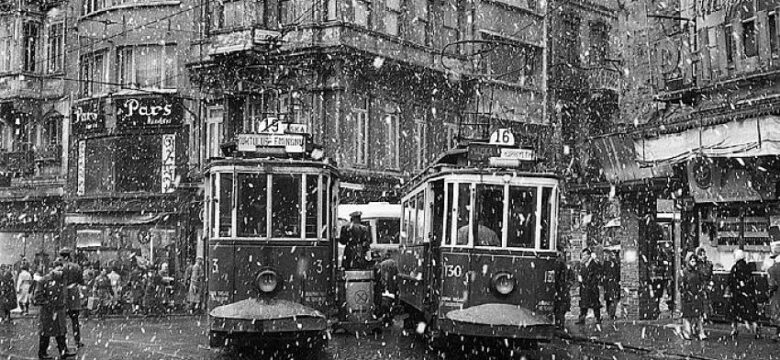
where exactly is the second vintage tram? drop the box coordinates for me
[205,133,339,350]
[398,135,560,350]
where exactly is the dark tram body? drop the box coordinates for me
[398,142,560,347]
[205,154,339,349]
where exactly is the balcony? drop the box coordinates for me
[34,145,62,163]
[550,64,622,93]
[0,73,66,99]
[4,151,34,177]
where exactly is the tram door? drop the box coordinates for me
[427,181,445,311]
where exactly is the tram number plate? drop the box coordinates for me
[445,265,463,278]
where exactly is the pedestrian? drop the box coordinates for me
[729,249,760,338]
[16,264,32,315]
[187,258,204,314]
[695,247,713,321]
[602,250,621,320]
[373,250,398,325]
[576,248,602,328]
[767,242,780,341]
[34,259,76,360]
[127,262,145,314]
[553,248,573,329]
[108,266,122,313]
[93,268,113,317]
[339,211,371,270]
[59,248,84,348]
[144,266,164,316]
[681,252,706,340]
[0,265,16,322]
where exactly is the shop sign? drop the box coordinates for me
[499,148,535,161]
[77,141,86,196]
[116,97,182,129]
[161,134,176,193]
[72,100,105,134]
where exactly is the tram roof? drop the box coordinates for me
[204,156,339,174]
[403,144,558,192]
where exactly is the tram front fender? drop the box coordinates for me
[210,298,328,334]
[442,303,554,339]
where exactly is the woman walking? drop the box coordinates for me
[681,253,706,340]
[16,264,32,315]
[729,249,759,337]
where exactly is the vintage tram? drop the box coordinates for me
[398,137,560,350]
[205,134,339,350]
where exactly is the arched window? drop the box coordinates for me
[37,114,61,150]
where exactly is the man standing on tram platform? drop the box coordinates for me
[339,211,371,270]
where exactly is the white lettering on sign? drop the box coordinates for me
[121,98,175,126]
[255,117,287,134]
[445,264,463,278]
[161,134,176,193]
[77,141,86,195]
[237,133,305,153]
[500,148,535,161]
[489,128,515,146]
[287,123,308,134]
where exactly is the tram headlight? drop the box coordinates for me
[256,270,279,293]
[491,272,515,295]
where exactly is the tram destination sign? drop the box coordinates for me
[237,133,305,153]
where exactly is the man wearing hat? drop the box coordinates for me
[35,258,76,359]
[339,211,371,270]
[59,248,84,348]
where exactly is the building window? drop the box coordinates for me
[482,34,542,85]
[46,22,64,74]
[405,0,428,45]
[384,0,401,36]
[117,45,176,90]
[770,12,778,56]
[37,116,61,147]
[82,0,107,15]
[23,21,39,72]
[0,37,10,72]
[353,97,369,166]
[415,120,426,170]
[438,0,459,53]
[211,0,260,29]
[445,123,458,149]
[560,16,580,65]
[589,22,609,66]
[206,106,224,159]
[743,19,757,57]
[384,113,399,169]
[725,24,734,66]
[80,51,107,96]
[354,0,370,27]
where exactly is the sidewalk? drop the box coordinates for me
[562,317,778,360]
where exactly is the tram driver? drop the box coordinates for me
[339,211,372,270]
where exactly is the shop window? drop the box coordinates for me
[508,186,536,248]
[114,136,161,193]
[475,184,503,247]
[271,174,301,238]
[46,22,64,74]
[743,19,758,58]
[237,173,267,237]
[80,51,107,96]
[117,45,176,89]
[23,21,39,72]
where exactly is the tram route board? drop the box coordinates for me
[237,133,306,153]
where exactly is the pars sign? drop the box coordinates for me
[116,97,182,129]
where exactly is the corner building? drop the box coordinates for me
[188,0,552,204]
[62,0,201,273]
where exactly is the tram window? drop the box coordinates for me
[540,187,553,250]
[402,199,413,244]
[272,174,302,238]
[474,184,503,247]
[305,175,320,238]
[445,183,453,245]
[507,186,536,249]
[219,174,233,237]
[211,174,218,238]
[376,219,400,244]
[415,192,425,244]
[455,183,471,246]
[237,174,267,237]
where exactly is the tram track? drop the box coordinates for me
[559,333,719,360]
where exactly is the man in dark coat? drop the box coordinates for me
[59,248,84,348]
[729,249,759,336]
[553,248,573,329]
[339,211,371,270]
[602,250,621,319]
[576,248,602,326]
[0,265,16,322]
[34,259,76,360]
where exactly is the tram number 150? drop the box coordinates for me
[445,265,463,278]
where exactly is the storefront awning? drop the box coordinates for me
[636,115,780,165]
[65,212,174,225]
[592,134,675,183]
